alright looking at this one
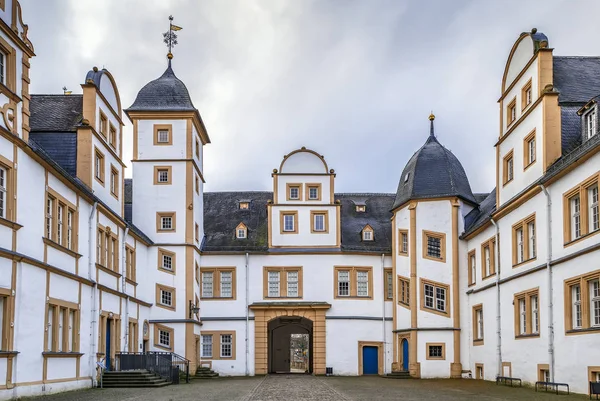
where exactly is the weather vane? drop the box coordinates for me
[163,15,182,59]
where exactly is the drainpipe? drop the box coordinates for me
[88,202,98,387]
[381,253,386,375]
[245,252,250,376]
[540,184,555,382]
[122,227,129,352]
[490,218,502,378]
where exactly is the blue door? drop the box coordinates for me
[402,339,409,371]
[362,346,378,375]
[106,320,112,370]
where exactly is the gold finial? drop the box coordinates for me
[429,112,435,121]
[167,52,173,60]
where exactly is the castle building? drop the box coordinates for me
[0,2,598,398]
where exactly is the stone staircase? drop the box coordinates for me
[192,366,220,379]
[101,370,171,387]
[383,371,412,379]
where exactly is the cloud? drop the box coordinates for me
[21,0,600,195]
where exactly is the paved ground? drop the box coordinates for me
[25,375,587,400]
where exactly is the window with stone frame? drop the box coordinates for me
[512,214,536,266]
[220,334,232,358]
[481,237,496,279]
[334,267,372,299]
[156,284,176,310]
[384,269,393,301]
[201,334,213,357]
[0,165,7,220]
[200,267,236,299]
[514,288,539,338]
[473,304,484,344]
[263,267,302,299]
[426,343,445,360]
[423,230,446,262]
[398,229,408,256]
[44,300,79,353]
[563,173,600,244]
[421,279,449,316]
[158,329,170,348]
[584,107,597,140]
[563,271,600,334]
[398,276,410,307]
[468,250,476,286]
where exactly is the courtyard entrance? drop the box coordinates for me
[268,316,312,374]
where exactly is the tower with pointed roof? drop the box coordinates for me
[124,50,209,367]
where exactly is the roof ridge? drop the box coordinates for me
[31,93,83,97]
[336,192,395,196]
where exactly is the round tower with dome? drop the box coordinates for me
[391,114,477,378]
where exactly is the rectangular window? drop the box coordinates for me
[426,343,445,360]
[201,334,212,357]
[503,150,514,184]
[512,214,536,266]
[522,80,532,110]
[95,149,105,182]
[513,288,540,337]
[311,211,328,233]
[156,284,176,310]
[158,329,170,348]
[67,210,73,250]
[306,184,321,201]
[162,254,173,270]
[126,246,136,281]
[157,130,169,143]
[220,271,233,298]
[157,212,176,232]
[473,305,484,343]
[158,170,168,183]
[421,279,449,315]
[524,130,536,168]
[571,195,581,240]
[507,98,517,126]
[337,270,349,297]
[236,226,247,239]
[200,268,236,299]
[362,229,373,241]
[357,271,369,297]
[0,52,4,84]
[110,166,119,198]
[468,250,476,286]
[195,139,200,158]
[385,269,393,301]
[195,223,199,242]
[202,272,213,298]
[0,166,6,219]
[585,108,596,140]
[45,191,77,250]
[590,280,600,327]
[45,301,79,353]
[573,285,582,329]
[157,248,175,274]
[154,166,172,185]
[99,112,108,137]
[286,184,301,201]
[423,230,446,262]
[398,229,408,256]
[590,185,599,233]
[263,267,302,298]
[109,124,117,148]
[281,212,298,233]
[398,276,410,306]
[220,334,232,358]
[46,196,54,239]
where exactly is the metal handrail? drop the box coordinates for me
[115,351,190,384]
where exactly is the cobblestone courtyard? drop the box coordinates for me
[25,375,586,401]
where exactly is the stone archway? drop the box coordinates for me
[268,316,312,373]
[250,302,330,375]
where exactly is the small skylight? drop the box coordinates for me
[239,202,249,210]
[356,205,366,213]
[404,173,410,183]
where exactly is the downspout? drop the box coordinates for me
[245,252,250,376]
[122,227,129,352]
[540,184,555,382]
[490,218,501,378]
[381,253,386,375]
[88,202,98,387]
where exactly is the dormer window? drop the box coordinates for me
[585,107,597,140]
[239,202,249,210]
[362,225,374,241]
[356,205,366,213]
[236,223,247,239]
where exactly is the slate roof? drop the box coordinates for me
[126,63,197,112]
[30,94,83,132]
[463,188,496,236]
[553,57,600,104]
[198,191,394,253]
[29,133,77,176]
[392,124,476,211]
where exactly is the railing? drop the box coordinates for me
[115,352,190,384]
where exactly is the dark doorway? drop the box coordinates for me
[268,316,313,374]
[106,319,112,370]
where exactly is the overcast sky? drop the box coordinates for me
[21,0,600,194]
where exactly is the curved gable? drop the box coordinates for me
[98,70,122,116]
[502,29,549,93]
[279,147,329,174]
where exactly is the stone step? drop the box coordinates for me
[194,373,219,378]
[383,372,412,379]
[102,381,170,388]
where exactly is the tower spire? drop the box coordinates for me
[163,15,183,66]
[429,111,435,137]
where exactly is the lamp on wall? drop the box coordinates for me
[188,300,200,319]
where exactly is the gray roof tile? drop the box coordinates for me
[553,56,600,104]
[29,133,77,176]
[30,94,83,132]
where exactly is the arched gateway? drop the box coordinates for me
[250,302,330,375]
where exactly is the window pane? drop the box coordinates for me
[401,233,408,253]
[161,216,172,230]
[289,187,299,199]
[68,310,74,352]
[162,255,172,270]
[436,287,446,311]
[0,167,5,219]
[268,271,280,297]
[338,271,349,296]
[201,334,212,357]
[220,271,232,298]
[220,334,232,357]
[519,299,526,334]
[590,186,599,232]
[424,284,434,308]
[309,187,318,199]
[531,295,539,333]
[314,214,325,231]
[159,330,170,347]
[202,272,214,297]
[591,280,600,327]
[357,271,369,297]
[161,290,172,306]
[528,222,536,259]
[284,215,294,232]
[47,306,54,351]
[572,285,582,329]
[158,130,169,143]
[287,271,298,298]
[427,236,441,259]
[386,272,393,299]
